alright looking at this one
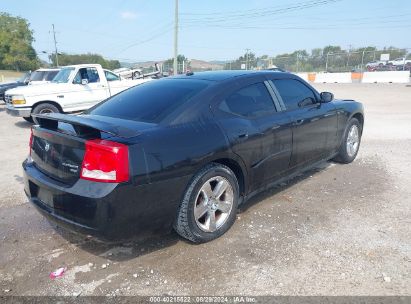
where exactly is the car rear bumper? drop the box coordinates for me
[23,159,190,240]
[6,105,31,117]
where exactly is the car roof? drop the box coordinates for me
[63,64,103,69]
[35,68,61,71]
[173,70,291,81]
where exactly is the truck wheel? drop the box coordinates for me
[23,117,34,123]
[32,103,60,124]
[174,163,239,243]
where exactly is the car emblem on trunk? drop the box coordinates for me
[44,142,50,152]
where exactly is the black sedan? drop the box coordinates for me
[23,71,364,243]
[0,72,30,101]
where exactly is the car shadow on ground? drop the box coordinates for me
[239,161,333,213]
[51,161,334,261]
[14,120,32,128]
[53,225,180,261]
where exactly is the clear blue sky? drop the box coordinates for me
[2,0,411,63]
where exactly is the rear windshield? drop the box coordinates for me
[88,79,209,123]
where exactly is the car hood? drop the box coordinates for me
[5,83,73,97]
[0,82,21,88]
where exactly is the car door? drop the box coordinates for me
[269,77,337,168]
[67,67,109,111]
[212,78,292,190]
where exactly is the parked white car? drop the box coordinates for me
[388,57,411,66]
[365,60,387,69]
[5,64,152,122]
[113,67,143,79]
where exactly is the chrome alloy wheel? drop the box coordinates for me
[194,176,234,232]
[346,125,360,157]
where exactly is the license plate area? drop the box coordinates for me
[37,187,54,208]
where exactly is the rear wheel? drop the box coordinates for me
[334,118,362,164]
[32,103,60,124]
[174,163,239,243]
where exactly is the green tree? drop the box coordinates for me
[163,54,189,73]
[224,51,257,70]
[0,12,39,71]
[49,53,121,70]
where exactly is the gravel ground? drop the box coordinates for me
[0,83,410,296]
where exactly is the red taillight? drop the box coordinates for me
[29,128,33,155]
[80,139,129,183]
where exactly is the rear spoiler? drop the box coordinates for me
[32,113,141,138]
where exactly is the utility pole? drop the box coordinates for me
[173,0,179,75]
[52,24,59,67]
[245,48,250,70]
[325,52,330,71]
[361,50,365,71]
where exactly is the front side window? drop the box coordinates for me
[73,68,100,84]
[219,82,275,118]
[272,79,316,111]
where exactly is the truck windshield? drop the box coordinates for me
[30,71,45,81]
[52,68,75,83]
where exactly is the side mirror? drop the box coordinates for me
[320,92,334,103]
[81,79,89,85]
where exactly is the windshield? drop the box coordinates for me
[52,68,75,83]
[30,71,45,81]
[88,79,209,123]
[45,70,59,81]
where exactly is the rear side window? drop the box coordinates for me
[89,79,209,123]
[219,82,275,118]
[272,79,316,111]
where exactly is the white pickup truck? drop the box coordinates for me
[5,64,152,122]
[388,57,411,66]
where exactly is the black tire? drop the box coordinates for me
[333,118,362,164]
[32,103,60,124]
[174,163,239,243]
[23,117,33,123]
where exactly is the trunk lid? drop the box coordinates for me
[31,113,155,184]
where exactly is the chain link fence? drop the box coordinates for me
[222,48,411,73]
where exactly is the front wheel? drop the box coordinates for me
[174,163,239,243]
[32,103,60,124]
[334,118,362,164]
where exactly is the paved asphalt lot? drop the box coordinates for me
[0,83,410,296]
